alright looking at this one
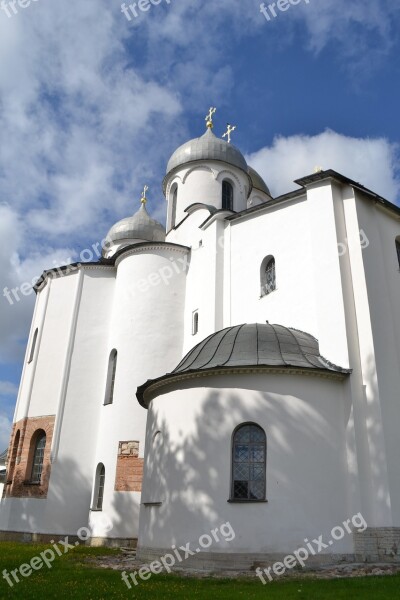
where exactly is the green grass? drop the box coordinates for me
[0,542,398,599]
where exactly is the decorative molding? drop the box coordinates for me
[140,365,349,407]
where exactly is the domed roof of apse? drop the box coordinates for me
[166,127,248,176]
[136,323,351,406]
[105,202,165,246]
[248,166,271,197]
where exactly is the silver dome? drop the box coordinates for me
[106,203,165,246]
[248,166,271,197]
[166,128,248,175]
[137,323,350,406]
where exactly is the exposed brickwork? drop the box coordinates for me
[115,441,144,492]
[3,415,55,499]
[354,528,400,559]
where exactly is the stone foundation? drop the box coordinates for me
[0,529,137,548]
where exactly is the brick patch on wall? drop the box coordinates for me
[115,441,144,492]
[3,415,55,499]
[354,528,400,559]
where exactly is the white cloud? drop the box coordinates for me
[247,130,400,202]
[0,414,12,451]
[296,0,400,67]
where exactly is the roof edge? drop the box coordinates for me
[136,364,351,408]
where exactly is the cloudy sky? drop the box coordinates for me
[0,0,399,449]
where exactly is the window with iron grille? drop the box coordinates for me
[95,464,105,510]
[261,256,276,296]
[222,180,234,211]
[30,431,46,483]
[104,350,117,405]
[231,424,266,501]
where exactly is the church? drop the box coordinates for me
[1,110,400,568]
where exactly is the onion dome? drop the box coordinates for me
[248,166,271,197]
[137,323,350,406]
[166,127,248,176]
[105,191,165,247]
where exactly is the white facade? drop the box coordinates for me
[1,125,400,563]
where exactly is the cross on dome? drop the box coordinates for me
[205,107,217,129]
[222,123,237,144]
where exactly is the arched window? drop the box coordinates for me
[192,310,199,335]
[231,423,266,501]
[170,186,178,229]
[8,430,20,481]
[28,328,38,364]
[222,180,234,211]
[260,256,276,296]
[93,463,105,510]
[396,238,400,269]
[104,350,117,405]
[30,430,46,484]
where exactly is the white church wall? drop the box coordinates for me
[91,245,188,539]
[24,273,79,419]
[228,182,350,370]
[350,193,400,526]
[14,280,51,423]
[228,194,318,336]
[165,161,249,229]
[339,188,393,529]
[0,267,116,536]
[138,373,353,557]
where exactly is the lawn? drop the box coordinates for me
[0,542,398,599]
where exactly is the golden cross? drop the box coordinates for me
[205,107,217,129]
[222,123,236,144]
[141,185,149,204]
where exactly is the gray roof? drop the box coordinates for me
[105,204,165,246]
[166,128,248,176]
[137,323,350,407]
[248,166,271,197]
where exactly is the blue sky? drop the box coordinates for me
[0,0,400,448]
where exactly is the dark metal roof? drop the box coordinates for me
[136,323,351,407]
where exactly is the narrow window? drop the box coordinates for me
[222,180,234,211]
[396,238,400,269]
[192,311,199,335]
[231,423,266,501]
[104,350,117,405]
[171,186,178,229]
[260,256,276,296]
[30,431,46,483]
[28,328,38,364]
[94,463,105,510]
[8,430,20,481]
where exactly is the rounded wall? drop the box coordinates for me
[91,245,188,539]
[166,162,250,229]
[138,372,355,561]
